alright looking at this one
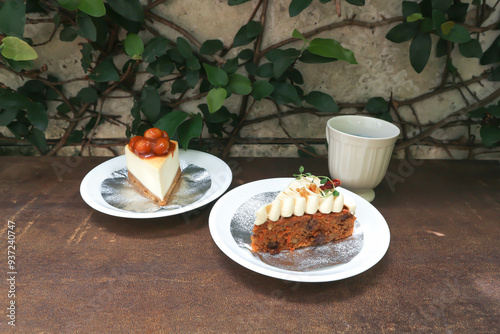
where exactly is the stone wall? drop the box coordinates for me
[1,0,499,159]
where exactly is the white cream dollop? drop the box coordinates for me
[254,176,355,225]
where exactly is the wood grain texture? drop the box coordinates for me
[0,157,498,333]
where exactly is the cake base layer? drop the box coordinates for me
[128,167,181,206]
[251,209,356,254]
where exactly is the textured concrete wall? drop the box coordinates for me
[1,0,499,158]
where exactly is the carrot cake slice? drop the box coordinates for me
[251,168,356,254]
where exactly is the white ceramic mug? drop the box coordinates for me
[326,115,400,202]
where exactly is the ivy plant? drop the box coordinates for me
[0,0,499,156]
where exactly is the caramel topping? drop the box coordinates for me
[128,127,172,158]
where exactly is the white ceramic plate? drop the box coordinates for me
[209,178,390,282]
[80,150,232,218]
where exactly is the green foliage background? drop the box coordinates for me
[0,0,499,157]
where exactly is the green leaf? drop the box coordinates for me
[480,124,500,147]
[199,104,231,124]
[186,56,201,71]
[292,29,308,43]
[221,58,238,75]
[233,21,261,47]
[407,13,423,22]
[185,68,200,88]
[0,91,31,109]
[77,0,106,17]
[346,0,365,5]
[4,58,34,71]
[0,37,38,61]
[0,0,25,37]
[106,0,144,22]
[307,38,357,64]
[480,35,500,65]
[76,12,97,41]
[289,69,304,84]
[146,55,174,77]
[379,112,393,122]
[432,0,453,13]
[305,91,338,113]
[228,0,251,5]
[68,130,84,144]
[289,0,312,17]
[144,75,161,89]
[256,63,274,77]
[26,102,48,131]
[228,73,252,95]
[265,48,301,78]
[245,62,257,76]
[171,79,189,94]
[468,108,485,119]
[366,97,389,114]
[177,37,193,59]
[207,88,227,113]
[105,4,142,34]
[58,0,79,11]
[142,36,169,63]
[27,128,47,153]
[238,48,254,60]
[246,21,261,38]
[60,27,78,42]
[486,103,500,117]
[177,113,203,149]
[140,86,161,123]
[80,43,93,73]
[198,104,232,136]
[0,109,17,126]
[436,38,452,57]
[88,59,119,82]
[200,39,224,55]
[297,145,317,158]
[448,2,469,23]
[57,103,71,115]
[419,17,433,33]
[432,9,446,30]
[154,110,189,136]
[18,80,45,96]
[270,81,302,106]
[7,121,30,139]
[440,23,471,43]
[167,48,184,64]
[386,22,418,43]
[124,33,143,60]
[410,32,432,73]
[77,87,99,103]
[489,65,500,82]
[252,80,274,101]
[458,39,482,58]
[204,64,228,86]
[299,50,337,63]
[440,21,455,36]
[402,1,421,18]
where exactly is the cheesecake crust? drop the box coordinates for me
[128,167,182,206]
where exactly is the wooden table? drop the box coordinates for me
[0,156,499,333]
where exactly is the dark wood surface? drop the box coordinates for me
[0,156,499,333]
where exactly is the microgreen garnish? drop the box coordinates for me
[293,166,340,197]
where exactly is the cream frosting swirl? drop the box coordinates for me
[254,176,356,225]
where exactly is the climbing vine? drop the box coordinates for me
[0,0,499,158]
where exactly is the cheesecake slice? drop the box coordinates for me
[125,128,181,206]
